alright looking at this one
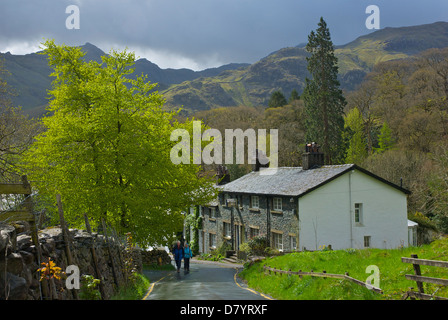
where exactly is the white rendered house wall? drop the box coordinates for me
[297,169,408,250]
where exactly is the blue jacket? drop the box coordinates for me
[173,245,183,261]
[184,247,192,259]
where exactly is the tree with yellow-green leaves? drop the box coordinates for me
[344,107,367,164]
[22,40,217,247]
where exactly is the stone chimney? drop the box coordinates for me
[252,149,270,172]
[302,142,324,170]
[216,165,231,185]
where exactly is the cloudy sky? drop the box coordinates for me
[1,0,448,70]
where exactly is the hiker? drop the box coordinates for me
[172,240,183,272]
[183,243,192,272]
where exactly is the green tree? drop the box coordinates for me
[268,90,287,108]
[289,89,300,103]
[0,58,40,181]
[302,17,346,164]
[22,40,217,247]
[344,107,367,164]
[375,121,395,154]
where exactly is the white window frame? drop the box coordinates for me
[354,203,363,225]
[364,236,371,248]
[273,197,282,211]
[272,232,283,251]
[210,207,216,219]
[209,233,216,249]
[249,227,259,239]
[223,222,231,238]
[250,195,259,209]
[289,235,297,251]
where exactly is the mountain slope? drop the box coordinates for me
[3,21,448,115]
[162,21,448,112]
[0,43,248,114]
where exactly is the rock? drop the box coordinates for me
[0,272,28,300]
[19,250,35,265]
[17,234,32,250]
[6,252,24,274]
[0,224,17,252]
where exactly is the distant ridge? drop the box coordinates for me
[2,21,448,115]
[161,21,448,112]
[0,43,248,114]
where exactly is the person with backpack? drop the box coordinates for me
[172,240,183,272]
[183,243,192,272]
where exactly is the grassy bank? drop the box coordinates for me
[239,237,448,300]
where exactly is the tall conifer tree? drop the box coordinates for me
[303,17,346,164]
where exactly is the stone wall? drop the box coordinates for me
[141,249,171,266]
[0,221,144,300]
[201,193,299,253]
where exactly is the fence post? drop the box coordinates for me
[84,213,106,300]
[56,194,79,300]
[101,218,120,288]
[411,254,425,294]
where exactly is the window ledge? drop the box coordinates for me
[271,210,283,214]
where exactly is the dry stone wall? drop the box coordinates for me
[0,221,147,300]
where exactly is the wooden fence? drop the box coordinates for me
[263,265,383,294]
[0,175,39,247]
[402,254,448,300]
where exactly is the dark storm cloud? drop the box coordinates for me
[1,0,448,69]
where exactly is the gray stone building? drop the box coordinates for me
[197,146,410,254]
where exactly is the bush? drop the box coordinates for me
[242,235,269,256]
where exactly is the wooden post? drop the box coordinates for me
[56,194,79,300]
[102,219,120,288]
[84,214,106,300]
[411,254,425,294]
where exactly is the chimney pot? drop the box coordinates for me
[302,143,324,170]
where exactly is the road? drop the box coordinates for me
[142,259,271,300]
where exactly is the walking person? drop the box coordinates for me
[172,240,183,273]
[183,243,192,272]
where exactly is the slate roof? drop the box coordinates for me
[219,164,410,197]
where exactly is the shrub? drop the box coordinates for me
[242,235,269,256]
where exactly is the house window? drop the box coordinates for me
[210,207,216,219]
[273,197,282,211]
[223,222,231,238]
[209,233,216,249]
[289,235,297,251]
[355,203,363,225]
[364,236,371,248]
[250,195,259,209]
[272,232,283,251]
[224,193,230,206]
[249,227,259,239]
[237,194,243,208]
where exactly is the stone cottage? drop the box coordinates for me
[198,145,411,254]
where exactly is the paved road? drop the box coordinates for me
[143,259,271,300]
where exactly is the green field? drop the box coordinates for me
[239,237,448,300]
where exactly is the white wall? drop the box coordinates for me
[298,169,408,250]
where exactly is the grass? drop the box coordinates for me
[110,264,174,300]
[110,273,151,300]
[239,237,448,300]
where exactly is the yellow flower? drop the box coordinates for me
[37,258,64,281]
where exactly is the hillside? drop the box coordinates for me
[0,43,248,115]
[3,21,448,115]
[239,237,448,300]
[162,21,448,112]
